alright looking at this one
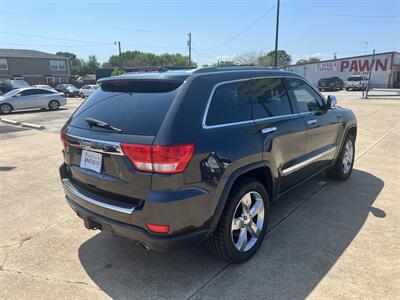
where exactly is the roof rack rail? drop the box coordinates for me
[191,66,282,74]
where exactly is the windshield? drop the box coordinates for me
[347,77,362,81]
[2,89,21,97]
[11,80,30,88]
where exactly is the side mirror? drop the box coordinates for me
[326,95,337,108]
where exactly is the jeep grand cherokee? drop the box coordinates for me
[60,67,357,263]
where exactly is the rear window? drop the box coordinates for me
[69,80,181,136]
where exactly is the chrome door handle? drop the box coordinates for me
[261,127,277,134]
[307,119,317,125]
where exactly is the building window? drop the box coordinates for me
[55,77,68,83]
[49,60,66,71]
[0,59,8,70]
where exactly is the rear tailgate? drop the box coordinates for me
[61,76,186,208]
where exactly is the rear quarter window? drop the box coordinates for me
[69,81,181,136]
[206,80,252,126]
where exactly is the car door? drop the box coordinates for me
[34,89,53,107]
[12,89,37,109]
[251,77,308,193]
[287,78,340,176]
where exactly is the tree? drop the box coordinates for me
[296,56,321,65]
[233,50,292,67]
[85,55,100,74]
[102,51,194,68]
[234,50,262,66]
[111,68,124,76]
[260,50,292,66]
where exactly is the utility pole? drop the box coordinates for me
[187,33,192,67]
[364,49,375,99]
[334,52,337,60]
[114,41,123,70]
[274,0,280,67]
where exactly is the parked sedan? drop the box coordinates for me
[79,85,99,98]
[55,84,80,97]
[0,88,67,114]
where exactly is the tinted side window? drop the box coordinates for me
[20,89,36,96]
[37,89,53,94]
[252,78,292,118]
[206,80,252,126]
[288,78,324,112]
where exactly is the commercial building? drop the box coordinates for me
[282,51,400,88]
[0,49,70,86]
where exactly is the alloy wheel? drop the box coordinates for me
[231,191,265,252]
[0,104,11,114]
[342,140,354,174]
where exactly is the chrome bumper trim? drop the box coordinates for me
[62,178,135,214]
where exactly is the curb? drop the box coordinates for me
[0,118,21,126]
[21,122,46,130]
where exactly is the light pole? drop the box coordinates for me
[274,0,280,67]
[114,41,123,70]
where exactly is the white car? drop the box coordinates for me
[345,76,368,91]
[79,85,99,98]
[0,88,67,114]
[33,85,57,92]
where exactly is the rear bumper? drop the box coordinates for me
[66,195,209,251]
[59,164,213,251]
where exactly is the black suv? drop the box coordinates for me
[317,76,344,91]
[60,68,357,263]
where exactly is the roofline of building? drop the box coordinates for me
[283,51,400,68]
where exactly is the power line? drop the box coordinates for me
[285,6,400,18]
[0,10,187,35]
[0,31,112,45]
[0,42,112,48]
[1,32,186,50]
[195,4,276,51]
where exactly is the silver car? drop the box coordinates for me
[0,87,67,114]
[79,85,99,98]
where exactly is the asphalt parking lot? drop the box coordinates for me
[0,92,399,299]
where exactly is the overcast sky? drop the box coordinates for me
[1,0,399,65]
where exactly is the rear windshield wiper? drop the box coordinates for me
[85,117,123,133]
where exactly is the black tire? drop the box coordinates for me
[327,134,355,181]
[345,87,350,91]
[79,93,84,98]
[0,103,12,114]
[48,100,60,110]
[206,178,270,263]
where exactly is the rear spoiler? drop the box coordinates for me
[97,75,189,93]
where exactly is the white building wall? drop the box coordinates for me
[283,52,396,88]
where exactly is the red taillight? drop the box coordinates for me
[146,223,170,234]
[60,130,67,150]
[121,144,194,174]
[58,92,65,97]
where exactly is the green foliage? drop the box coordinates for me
[56,52,100,76]
[102,51,195,68]
[261,50,292,66]
[296,56,321,65]
[111,68,124,76]
[233,50,292,67]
